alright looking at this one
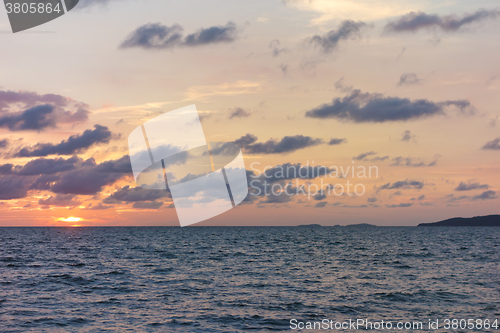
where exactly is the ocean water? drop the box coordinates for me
[0,227,499,332]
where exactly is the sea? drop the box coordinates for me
[1,227,499,332]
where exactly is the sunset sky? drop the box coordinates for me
[0,0,498,226]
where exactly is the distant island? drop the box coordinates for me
[345,223,377,227]
[297,224,322,227]
[418,215,500,227]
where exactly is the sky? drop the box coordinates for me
[0,0,499,226]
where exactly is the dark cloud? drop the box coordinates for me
[120,22,237,49]
[15,156,81,175]
[243,135,323,154]
[104,185,170,203]
[315,201,327,208]
[0,164,13,174]
[305,89,474,122]
[49,155,132,195]
[0,105,56,131]
[184,22,237,46]
[0,176,33,200]
[482,137,500,150]
[0,154,132,200]
[0,90,90,130]
[353,151,376,161]
[378,179,424,191]
[398,73,421,86]
[213,134,323,155]
[309,20,368,53]
[391,156,437,167]
[328,138,346,145]
[455,181,490,191]
[38,194,81,207]
[120,23,183,49]
[313,193,327,201]
[367,197,377,203]
[384,9,500,33]
[15,125,112,157]
[472,190,497,200]
[0,139,8,148]
[229,107,251,119]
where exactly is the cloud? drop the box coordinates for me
[390,156,437,167]
[120,23,184,49]
[0,176,33,200]
[15,125,112,157]
[455,181,490,191]
[334,77,354,93]
[83,203,113,210]
[104,185,170,203]
[0,154,133,201]
[0,105,56,131]
[305,89,474,122]
[213,134,323,155]
[328,138,346,145]
[242,135,323,154]
[472,190,497,200]
[48,155,132,195]
[251,163,333,184]
[398,73,421,86]
[401,130,415,142]
[315,201,327,208]
[384,9,500,33]
[353,151,376,161]
[38,194,81,207]
[378,179,424,191]
[120,22,237,49]
[309,20,368,53]
[229,107,251,119]
[279,64,289,74]
[482,138,500,150]
[0,90,90,130]
[386,202,413,208]
[269,39,288,57]
[313,193,327,200]
[184,22,237,46]
[11,156,82,175]
[248,163,334,199]
[0,139,8,148]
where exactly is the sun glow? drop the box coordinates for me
[58,217,82,223]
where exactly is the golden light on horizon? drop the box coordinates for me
[58,217,83,223]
